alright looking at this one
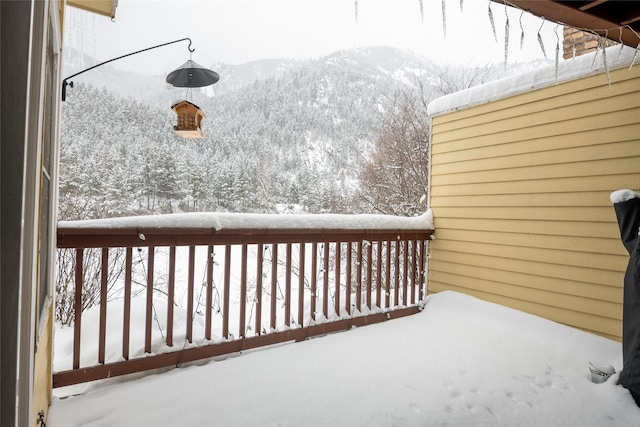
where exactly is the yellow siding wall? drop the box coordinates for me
[428,64,640,341]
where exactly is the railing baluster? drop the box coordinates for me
[323,242,329,319]
[356,241,363,312]
[394,239,400,308]
[420,240,426,300]
[285,243,291,327]
[270,244,278,331]
[123,247,132,359]
[73,249,83,370]
[298,243,305,327]
[223,245,232,338]
[376,241,382,309]
[366,242,372,310]
[346,242,352,315]
[402,240,408,306]
[385,241,391,309]
[256,244,264,335]
[240,244,248,337]
[411,240,417,305]
[310,243,317,321]
[145,247,155,353]
[334,242,341,317]
[205,245,214,341]
[187,246,195,343]
[166,247,175,347]
[98,248,108,364]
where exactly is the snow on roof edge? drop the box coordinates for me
[427,45,639,117]
[58,209,435,231]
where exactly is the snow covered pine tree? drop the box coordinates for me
[611,189,640,406]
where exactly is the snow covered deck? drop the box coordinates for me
[48,291,640,426]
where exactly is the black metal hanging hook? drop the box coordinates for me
[62,37,194,101]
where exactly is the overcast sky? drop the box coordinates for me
[64,0,559,75]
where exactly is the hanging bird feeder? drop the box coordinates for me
[171,100,206,139]
[166,48,220,139]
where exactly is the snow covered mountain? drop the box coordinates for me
[60,46,547,219]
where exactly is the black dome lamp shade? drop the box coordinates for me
[166,60,220,88]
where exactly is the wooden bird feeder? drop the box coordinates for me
[171,100,206,139]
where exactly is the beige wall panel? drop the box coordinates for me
[431,156,640,186]
[431,259,621,305]
[431,239,626,272]
[430,174,640,197]
[431,191,621,208]
[432,108,640,149]
[433,141,640,175]
[432,66,640,128]
[435,228,621,255]
[427,284,621,339]
[428,269,621,320]
[433,124,640,164]
[429,63,640,341]
[435,217,619,239]
[432,206,617,222]
[434,250,623,292]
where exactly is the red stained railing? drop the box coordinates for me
[53,218,433,388]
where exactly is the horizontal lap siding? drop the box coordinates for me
[428,65,640,341]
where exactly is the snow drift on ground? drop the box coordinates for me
[48,291,639,426]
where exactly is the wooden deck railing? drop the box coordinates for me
[53,213,433,388]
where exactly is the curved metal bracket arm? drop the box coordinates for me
[62,37,193,101]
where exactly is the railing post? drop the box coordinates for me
[285,243,292,327]
[73,249,83,370]
[223,245,232,338]
[166,246,175,347]
[402,240,409,306]
[310,243,317,321]
[98,248,108,364]
[356,241,363,312]
[346,242,352,315]
[240,244,248,337]
[270,244,278,331]
[394,239,400,308]
[123,247,132,359]
[385,241,391,309]
[323,242,329,319]
[298,243,305,327]
[334,242,341,317]
[145,247,155,354]
[205,245,214,341]
[187,246,195,343]
[256,244,264,335]
[376,241,382,309]
[366,242,372,310]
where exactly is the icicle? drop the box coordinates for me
[601,33,611,86]
[629,26,640,69]
[419,0,424,23]
[488,2,497,43]
[554,25,560,83]
[355,0,358,24]
[631,44,640,69]
[504,4,510,68]
[519,11,525,50]
[442,0,447,39]
[619,28,625,57]
[591,35,600,69]
[460,0,464,12]
[537,19,547,59]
